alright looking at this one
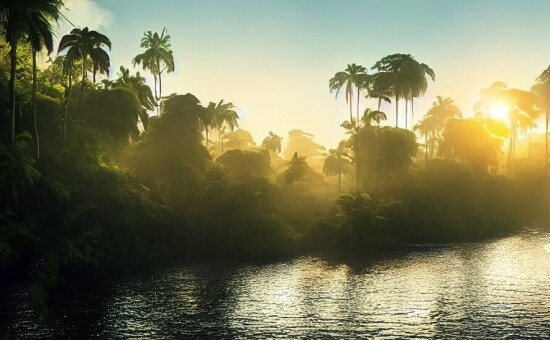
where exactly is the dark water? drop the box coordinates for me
[2,229,550,338]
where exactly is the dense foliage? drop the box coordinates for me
[1,2,549,323]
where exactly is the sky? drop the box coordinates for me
[54,0,550,149]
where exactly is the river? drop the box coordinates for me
[2,229,550,338]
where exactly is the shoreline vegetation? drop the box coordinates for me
[1,0,549,322]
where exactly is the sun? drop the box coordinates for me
[490,104,509,122]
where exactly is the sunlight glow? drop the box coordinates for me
[490,104,509,123]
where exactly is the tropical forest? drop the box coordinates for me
[1,0,550,338]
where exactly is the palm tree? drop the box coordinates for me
[132,28,175,108]
[198,104,215,148]
[329,63,368,122]
[474,82,541,174]
[403,60,435,129]
[372,54,410,128]
[367,73,392,111]
[362,108,387,127]
[372,54,435,129]
[58,27,111,84]
[12,0,61,162]
[340,118,363,192]
[323,140,352,191]
[414,96,462,160]
[0,0,62,143]
[208,100,239,155]
[57,27,111,143]
[532,65,550,168]
[112,66,157,129]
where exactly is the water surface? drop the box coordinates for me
[2,229,550,338]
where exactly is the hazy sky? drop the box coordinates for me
[56,0,550,148]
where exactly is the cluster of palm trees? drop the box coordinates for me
[197,100,239,154]
[1,0,62,150]
[329,54,435,130]
[1,0,181,155]
[414,96,462,160]
[474,81,543,173]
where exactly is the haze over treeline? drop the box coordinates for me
[0,0,550,323]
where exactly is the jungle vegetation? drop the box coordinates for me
[0,1,549,318]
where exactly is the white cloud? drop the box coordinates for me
[55,0,113,38]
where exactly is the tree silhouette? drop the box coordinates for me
[23,0,62,161]
[58,27,111,143]
[439,118,500,173]
[414,96,462,161]
[58,27,111,83]
[111,66,157,129]
[262,131,283,153]
[323,141,351,191]
[329,63,368,122]
[208,100,239,155]
[367,73,392,111]
[402,59,435,129]
[532,65,550,168]
[132,28,175,107]
[0,0,62,143]
[474,82,541,173]
[372,54,434,129]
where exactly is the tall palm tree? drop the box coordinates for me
[372,54,410,128]
[474,82,541,174]
[57,27,111,143]
[0,0,62,143]
[532,65,550,168]
[133,28,175,107]
[373,54,435,129]
[208,100,239,155]
[58,27,111,84]
[329,63,368,122]
[403,60,435,129]
[25,0,61,162]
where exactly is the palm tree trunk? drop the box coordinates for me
[355,135,360,194]
[356,86,360,122]
[349,91,353,122]
[405,99,409,130]
[337,155,341,192]
[424,134,430,163]
[9,41,17,142]
[153,74,158,100]
[377,98,382,111]
[158,71,162,103]
[546,106,549,168]
[64,73,72,146]
[411,97,414,130]
[81,52,86,81]
[395,97,399,128]
[92,64,97,83]
[32,51,40,163]
[507,123,515,175]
